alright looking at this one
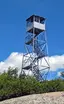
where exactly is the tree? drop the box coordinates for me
[8,67,18,79]
[61,71,64,78]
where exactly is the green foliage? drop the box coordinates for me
[0,67,64,101]
[8,67,18,79]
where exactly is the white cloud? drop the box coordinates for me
[49,55,64,71]
[0,52,64,73]
[0,52,23,73]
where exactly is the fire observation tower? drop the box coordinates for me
[21,15,50,80]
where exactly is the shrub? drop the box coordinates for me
[0,68,64,101]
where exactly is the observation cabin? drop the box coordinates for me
[26,15,46,35]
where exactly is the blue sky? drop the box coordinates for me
[0,0,64,79]
[0,0,64,61]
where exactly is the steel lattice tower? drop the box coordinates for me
[21,15,50,80]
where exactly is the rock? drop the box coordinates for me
[0,92,64,104]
